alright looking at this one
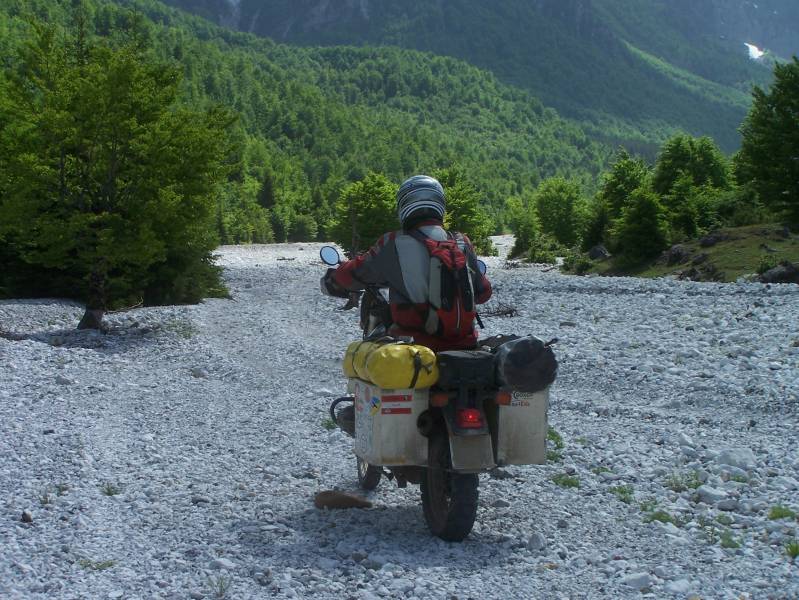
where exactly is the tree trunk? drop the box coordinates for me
[77,262,107,330]
[77,308,105,330]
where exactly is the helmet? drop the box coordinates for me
[396,175,446,228]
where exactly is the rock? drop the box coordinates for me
[653,566,673,580]
[666,245,691,266]
[620,572,652,590]
[699,232,727,248]
[773,476,799,491]
[491,499,511,508]
[715,448,757,471]
[210,558,236,570]
[560,321,577,328]
[314,490,372,510]
[666,579,693,594]
[677,432,695,448]
[588,245,611,261]
[557,519,569,529]
[21,510,33,523]
[696,485,728,504]
[190,367,209,379]
[691,253,709,265]
[191,495,211,505]
[716,498,739,511]
[527,532,547,552]
[489,468,513,480]
[55,375,73,385]
[759,262,799,285]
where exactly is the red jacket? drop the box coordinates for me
[333,222,492,351]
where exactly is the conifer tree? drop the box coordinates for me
[737,57,799,225]
[0,20,233,328]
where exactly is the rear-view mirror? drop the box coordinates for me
[320,246,342,266]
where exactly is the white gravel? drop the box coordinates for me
[1,237,798,599]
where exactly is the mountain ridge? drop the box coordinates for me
[164,0,796,152]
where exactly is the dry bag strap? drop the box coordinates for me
[408,350,434,388]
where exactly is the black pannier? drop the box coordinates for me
[494,336,558,393]
[436,350,495,388]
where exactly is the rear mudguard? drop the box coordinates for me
[441,403,495,472]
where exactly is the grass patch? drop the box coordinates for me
[786,540,799,560]
[644,510,678,525]
[664,470,702,493]
[100,482,121,497]
[39,487,54,505]
[321,418,337,431]
[768,505,797,520]
[588,224,799,282]
[609,485,634,504]
[207,575,232,599]
[591,466,612,475]
[546,450,563,462]
[639,498,658,513]
[78,559,116,571]
[547,427,564,450]
[720,529,741,549]
[551,474,580,489]
[715,514,734,526]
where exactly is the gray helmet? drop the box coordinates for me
[396,175,446,226]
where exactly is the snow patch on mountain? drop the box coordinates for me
[745,42,766,60]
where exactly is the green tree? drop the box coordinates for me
[596,150,651,220]
[533,177,584,247]
[736,57,799,225]
[652,134,730,197]
[329,172,396,253]
[611,188,670,263]
[507,195,540,258]
[0,22,232,328]
[436,166,495,255]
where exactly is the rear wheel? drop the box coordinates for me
[357,457,382,490]
[420,434,479,542]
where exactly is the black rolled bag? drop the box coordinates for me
[436,350,496,388]
[492,335,558,393]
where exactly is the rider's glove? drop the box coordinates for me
[320,268,349,298]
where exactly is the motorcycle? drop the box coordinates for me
[320,245,554,542]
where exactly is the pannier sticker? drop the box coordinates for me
[369,396,381,416]
[510,391,536,407]
[381,407,412,415]
[382,394,412,403]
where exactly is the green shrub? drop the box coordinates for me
[551,474,580,489]
[610,485,634,504]
[562,249,593,275]
[757,254,778,275]
[768,505,797,520]
[786,540,799,560]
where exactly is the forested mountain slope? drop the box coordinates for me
[165,0,795,152]
[0,0,611,239]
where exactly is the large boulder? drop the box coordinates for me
[588,245,611,261]
[759,262,799,285]
[715,447,758,471]
[699,232,728,248]
[665,244,690,266]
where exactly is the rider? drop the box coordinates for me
[321,175,492,352]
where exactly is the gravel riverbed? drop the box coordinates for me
[1,238,798,599]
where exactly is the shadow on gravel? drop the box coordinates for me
[0,325,171,353]
[240,505,514,569]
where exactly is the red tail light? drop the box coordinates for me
[456,408,484,429]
